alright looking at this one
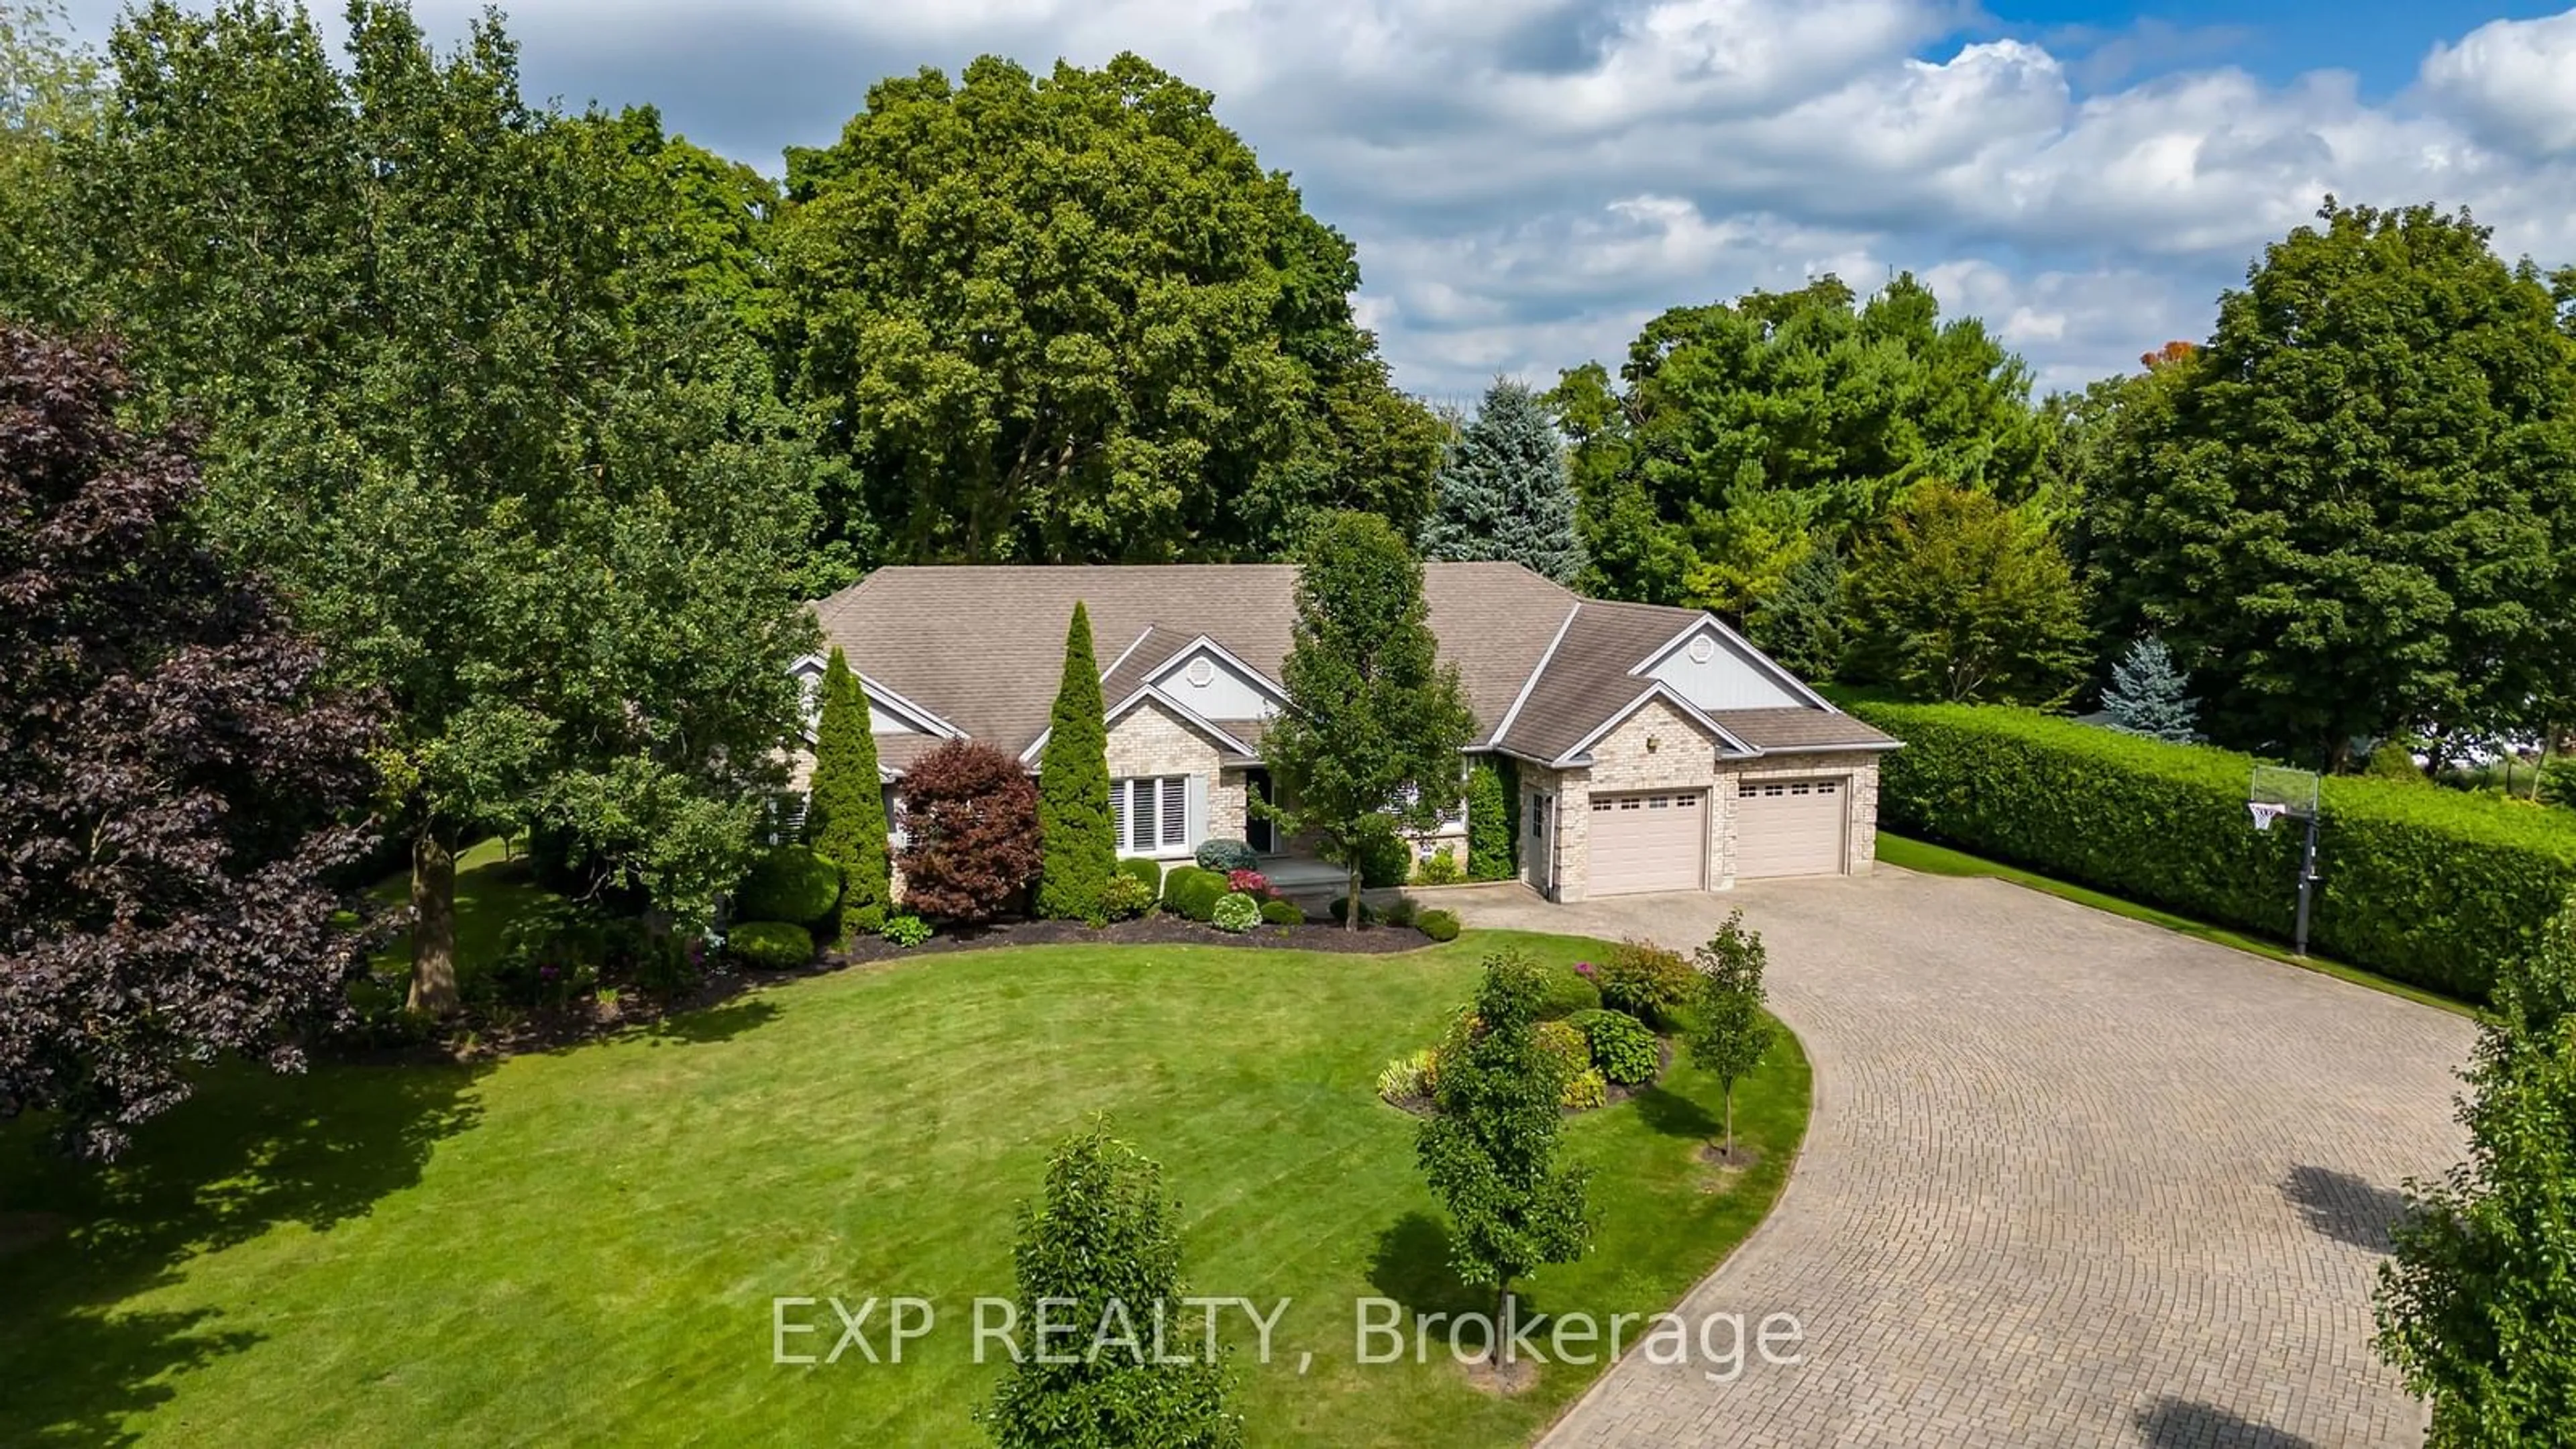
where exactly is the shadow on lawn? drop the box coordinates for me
[638,997,781,1046]
[0,1059,488,1446]
[1627,1083,1720,1141]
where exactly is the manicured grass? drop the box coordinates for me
[0,932,1809,1447]
[1875,833,2477,1018]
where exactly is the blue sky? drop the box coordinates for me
[56,1,2576,399]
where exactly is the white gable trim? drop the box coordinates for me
[1627,615,1837,712]
[1142,635,1289,706]
[1548,682,1761,767]
[787,653,966,746]
[1487,603,1580,749]
[1021,685,1260,765]
[1100,626,1157,680]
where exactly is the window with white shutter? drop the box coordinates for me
[1111,775,1191,853]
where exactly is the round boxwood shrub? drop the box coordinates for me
[1570,1008,1660,1085]
[1102,873,1155,920]
[1534,965,1602,1021]
[1328,895,1378,926]
[1164,866,1226,922]
[727,920,814,971]
[1212,891,1262,933]
[1381,896,1418,928]
[1415,908,1460,942]
[1195,838,1258,874]
[1116,856,1165,898]
[735,845,841,930]
[1260,898,1305,926]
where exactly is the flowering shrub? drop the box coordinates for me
[1211,891,1263,933]
[1226,868,1271,897]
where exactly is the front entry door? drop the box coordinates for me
[1246,769,1276,854]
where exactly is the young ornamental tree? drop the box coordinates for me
[1262,512,1477,930]
[804,647,891,941]
[1690,910,1778,1164]
[1416,950,1595,1362]
[1036,602,1116,922]
[2101,635,2202,745]
[0,327,383,1159]
[897,741,1042,924]
[2375,901,2576,1444]
[979,1125,1240,1448]
[1419,377,1586,583]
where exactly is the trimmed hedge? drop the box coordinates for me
[1416,908,1461,943]
[735,846,841,932]
[727,920,814,971]
[1163,865,1226,922]
[1260,898,1305,926]
[1844,696,2576,1001]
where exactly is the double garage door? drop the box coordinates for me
[1587,777,1849,895]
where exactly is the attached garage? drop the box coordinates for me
[1587,790,1707,896]
[1733,777,1849,879]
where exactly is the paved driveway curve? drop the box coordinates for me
[1450,869,2475,1449]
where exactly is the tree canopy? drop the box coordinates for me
[1548,273,2045,616]
[64,1,822,1010]
[0,327,382,1159]
[778,52,1440,567]
[1419,377,1585,582]
[1843,480,2090,706]
[2083,201,2576,766]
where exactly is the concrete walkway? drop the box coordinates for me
[1446,869,2474,1448]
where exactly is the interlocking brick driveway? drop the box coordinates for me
[1448,869,2475,1448]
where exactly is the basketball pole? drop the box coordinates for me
[2293,810,2319,958]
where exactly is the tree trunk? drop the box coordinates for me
[1346,862,1362,932]
[1494,1281,1513,1365]
[1724,1083,1737,1160]
[407,833,460,1016]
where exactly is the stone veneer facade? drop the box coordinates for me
[1511,699,1880,903]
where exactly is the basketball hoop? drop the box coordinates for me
[2247,763,2324,957]
[2248,801,2289,832]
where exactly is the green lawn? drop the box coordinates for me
[1,932,1809,1447]
[1874,833,2477,1017]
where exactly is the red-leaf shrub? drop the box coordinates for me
[1227,868,1271,898]
[896,741,1042,923]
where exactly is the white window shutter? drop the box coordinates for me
[1183,773,1206,850]
[1111,780,1130,852]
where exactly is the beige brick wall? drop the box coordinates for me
[1106,700,1236,858]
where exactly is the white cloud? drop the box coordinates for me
[52,0,2576,397]
[2419,11,2576,158]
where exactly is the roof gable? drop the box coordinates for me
[1631,617,1826,712]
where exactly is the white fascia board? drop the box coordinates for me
[1548,682,1762,768]
[1487,603,1580,749]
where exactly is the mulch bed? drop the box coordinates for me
[344,911,1433,1066]
[828,912,1429,965]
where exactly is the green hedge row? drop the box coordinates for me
[1842,696,2576,1002]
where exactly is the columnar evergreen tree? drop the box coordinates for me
[1262,513,1477,928]
[1689,911,1777,1163]
[2101,636,2202,744]
[2376,901,2576,1444]
[1420,378,1585,582]
[1416,951,1595,1360]
[1036,602,1116,921]
[0,327,382,1159]
[979,1126,1240,1448]
[805,647,890,940]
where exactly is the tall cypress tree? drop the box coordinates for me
[1036,602,1116,921]
[1420,378,1586,582]
[806,647,890,939]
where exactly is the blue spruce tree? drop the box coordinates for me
[2103,635,2201,744]
[1421,378,1585,582]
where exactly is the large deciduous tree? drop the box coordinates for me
[778,52,1440,566]
[1843,480,2090,706]
[0,1,101,328]
[1420,378,1585,582]
[804,647,891,941]
[0,327,381,1159]
[1261,513,1477,928]
[70,3,820,1012]
[1547,274,2045,615]
[2375,900,2576,1444]
[2085,201,2576,766]
[1416,951,1595,1361]
[979,1126,1240,1448]
[1036,602,1117,922]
